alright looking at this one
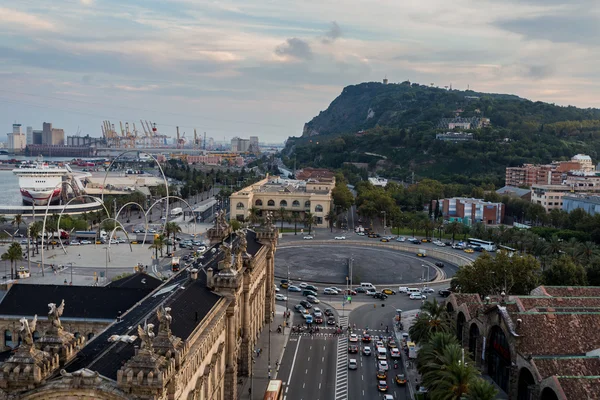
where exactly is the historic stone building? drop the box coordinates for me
[446,286,600,400]
[0,213,277,400]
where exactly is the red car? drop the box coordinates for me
[362,333,372,343]
[314,316,323,324]
[348,345,358,353]
[343,289,357,295]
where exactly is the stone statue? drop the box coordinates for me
[217,209,229,228]
[137,322,155,351]
[219,243,233,270]
[264,212,275,232]
[48,299,65,332]
[237,229,247,254]
[157,305,172,335]
[19,315,37,347]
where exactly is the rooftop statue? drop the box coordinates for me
[48,300,65,331]
[19,315,37,348]
[157,305,172,335]
[137,322,155,351]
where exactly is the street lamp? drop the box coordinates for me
[68,262,74,285]
[421,264,430,283]
[381,211,387,234]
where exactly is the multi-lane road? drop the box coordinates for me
[275,288,446,400]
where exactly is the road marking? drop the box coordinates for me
[287,335,302,384]
[303,383,305,388]
[322,356,324,362]
[321,369,323,375]
[334,336,349,400]
[308,357,310,361]
[319,382,321,390]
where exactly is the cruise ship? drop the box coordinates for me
[13,160,72,205]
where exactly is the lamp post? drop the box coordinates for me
[285,265,289,333]
[381,211,387,234]
[68,262,74,285]
[421,264,430,283]
[268,310,274,381]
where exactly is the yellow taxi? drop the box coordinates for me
[417,252,427,257]
[382,288,396,295]
[377,370,387,380]
[395,374,407,385]
[280,283,289,289]
[464,248,475,254]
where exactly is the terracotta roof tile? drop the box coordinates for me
[556,377,600,400]
[516,313,600,356]
[517,296,600,312]
[533,357,600,380]
[451,293,482,318]
[539,286,600,298]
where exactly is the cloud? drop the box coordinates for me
[527,64,554,80]
[275,38,313,60]
[495,15,600,45]
[322,21,342,44]
[0,7,56,31]
[80,0,94,5]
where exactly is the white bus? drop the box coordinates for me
[468,238,496,252]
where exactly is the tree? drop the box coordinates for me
[11,214,23,235]
[291,212,301,235]
[408,299,451,344]
[275,207,288,231]
[453,252,541,296]
[29,221,42,256]
[464,378,499,400]
[543,255,588,286]
[331,176,354,211]
[164,222,182,255]
[230,219,242,232]
[427,361,480,400]
[304,212,317,235]
[149,234,166,259]
[446,222,462,243]
[247,206,261,226]
[1,242,23,280]
[325,210,337,232]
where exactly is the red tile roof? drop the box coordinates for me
[295,168,335,181]
[538,286,600,298]
[517,296,600,312]
[450,293,482,319]
[533,357,600,380]
[556,377,600,400]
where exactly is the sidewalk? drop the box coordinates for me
[239,304,291,400]
[393,310,420,400]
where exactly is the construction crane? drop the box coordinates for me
[176,126,186,149]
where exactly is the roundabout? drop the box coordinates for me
[274,241,461,286]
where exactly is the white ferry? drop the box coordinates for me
[12,159,72,205]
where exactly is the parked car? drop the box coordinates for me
[334,236,346,240]
[303,235,314,240]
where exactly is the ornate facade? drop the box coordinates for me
[0,214,277,400]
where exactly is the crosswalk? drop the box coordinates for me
[334,334,348,400]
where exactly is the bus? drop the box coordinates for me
[263,380,283,400]
[498,245,516,257]
[467,238,497,252]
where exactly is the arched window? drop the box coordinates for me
[5,330,13,348]
[236,202,244,210]
[267,200,275,207]
[255,199,263,206]
[315,204,323,212]
[33,331,40,342]
[87,332,94,340]
[280,200,288,207]
[304,201,310,208]
[292,200,300,207]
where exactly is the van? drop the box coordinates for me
[361,282,376,290]
[377,347,387,360]
[348,359,358,370]
[406,288,420,295]
[398,287,409,294]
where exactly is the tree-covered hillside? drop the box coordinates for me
[286,82,600,186]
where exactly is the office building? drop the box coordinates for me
[230,171,335,226]
[26,126,33,145]
[505,155,595,187]
[562,194,600,216]
[42,122,65,145]
[439,197,504,225]
[249,136,259,152]
[7,124,26,151]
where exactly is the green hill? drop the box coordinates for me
[285,81,600,186]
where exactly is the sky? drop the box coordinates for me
[1,0,599,143]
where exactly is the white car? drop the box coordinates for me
[69,240,81,246]
[410,293,427,300]
[303,235,314,240]
[334,236,346,240]
[323,288,338,295]
[390,348,401,358]
[378,360,389,371]
[396,236,406,242]
[422,287,435,293]
[356,232,365,236]
[383,395,394,400]
[363,346,371,356]
[349,334,359,342]
[80,240,92,245]
[366,289,377,296]
[298,282,308,289]
[275,294,287,301]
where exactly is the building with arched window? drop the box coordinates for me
[0,224,278,400]
[229,173,334,226]
[446,286,600,399]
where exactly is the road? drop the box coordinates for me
[277,285,447,400]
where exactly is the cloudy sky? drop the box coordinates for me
[0,0,598,143]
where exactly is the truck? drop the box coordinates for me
[171,257,181,272]
[170,207,183,217]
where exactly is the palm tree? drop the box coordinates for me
[464,378,499,400]
[426,359,479,400]
[247,206,260,226]
[446,222,462,243]
[304,212,317,235]
[164,222,181,255]
[416,332,460,373]
[291,211,301,235]
[325,210,337,232]
[149,234,166,259]
[576,241,598,266]
[1,242,23,280]
[29,222,41,256]
[409,299,452,344]
[11,214,23,235]
[275,207,288,231]
[0,215,7,224]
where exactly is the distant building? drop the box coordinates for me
[231,137,250,152]
[249,136,259,153]
[26,126,33,145]
[25,144,94,157]
[7,124,26,151]
[496,186,531,201]
[506,155,595,188]
[42,122,65,145]
[66,135,104,147]
[230,173,334,226]
[296,168,336,181]
[435,132,473,142]
[563,194,600,216]
[439,197,504,225]
[368,177,388,187]
[531,184,570,212]
[32,129,43,144]
[437,117,490,130]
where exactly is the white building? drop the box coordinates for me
[7,124,26,151]
[368,177,388,187]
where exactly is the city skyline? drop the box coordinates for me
[1,0,599,141]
